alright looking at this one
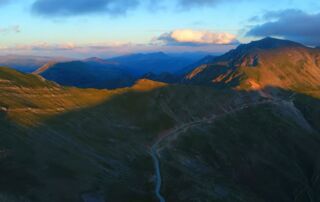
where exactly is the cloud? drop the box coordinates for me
[32,0,139,17]
[247,9,320,45]
[0,0,11,6]
[157,29,238,46]
[0,42,76,51]
[0,41,235,58]
[177,0,238,9]
[31,0,253,17]
[0,25,21,34]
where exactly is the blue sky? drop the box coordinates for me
[0,0,319,58]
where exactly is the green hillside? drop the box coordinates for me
[0,59,320,202]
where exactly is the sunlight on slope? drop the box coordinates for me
[0,67,167,126]
[131,79,167,92]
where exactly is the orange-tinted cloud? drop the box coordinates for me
[157,29,239,46]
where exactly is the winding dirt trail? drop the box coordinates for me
[150,98,286,202]
[151,144,166,202]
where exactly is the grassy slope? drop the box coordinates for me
[0,67,256,201]
[1,67,320,201]
[26,84,250,202]
[160,103,320,202]
[0,67,156,126]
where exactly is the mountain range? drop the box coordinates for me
[106,52,204,76]
[33,52,208,89]
[0,55,71,73]
[1,37,320,202]
[34,58,135,89]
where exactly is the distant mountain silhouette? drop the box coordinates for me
[34,52,208,88]
[142,72,181,83]
[83,57,119,65]
[35,59,135,89]
[139,55,217,83]
[177,55,216,75]
[106,52,200,76]
[0,55,70,73]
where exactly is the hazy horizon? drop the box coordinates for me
[1,0,319,58]
[0,50,224,60]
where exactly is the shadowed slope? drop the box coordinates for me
[15,86,320,202]
[0,66,114,125]
[0,66,166,125]
[34,60,135,89]
[1,42,320,202]
[160,99,320,202]
[2,70,320,201]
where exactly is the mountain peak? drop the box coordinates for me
[185,37,320,91]
[84,57,106,63]
[132,79,167,92]
[242,37,304,50]
[148,51,168,57]
[84,57,119,66]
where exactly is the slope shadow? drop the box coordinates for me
[2,84,320,202]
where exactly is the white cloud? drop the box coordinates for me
[0,40,236,58]
[0,42,76,51]
[157,29,238,45]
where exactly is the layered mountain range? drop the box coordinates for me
[34,58,135,89]
[32,52,204,89]
[107,52,202,76]
[1,38,320,202]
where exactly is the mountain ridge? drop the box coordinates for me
[185,37,320,92]
[107,52,201,76]
[0,55,72,73]
[34,60,135,89]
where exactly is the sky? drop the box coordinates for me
[0,0,319,58]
